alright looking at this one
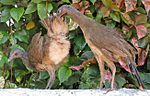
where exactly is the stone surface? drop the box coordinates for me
[0,88,149,96]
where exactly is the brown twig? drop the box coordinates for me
[10,64,12,82]
[80,58,97,68]
[46,0,48,17]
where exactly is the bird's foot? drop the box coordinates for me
[139,85,144,91]
[45,82,52,89]
[45,86,49,89]
[104,88,116,94]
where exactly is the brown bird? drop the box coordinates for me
[8,14,70,89]
[57,5,144,90]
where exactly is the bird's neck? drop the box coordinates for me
[65,8,91,30]
[21,52,30,68]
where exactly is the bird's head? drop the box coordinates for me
[8,49,24,62]
[57,5,73,17]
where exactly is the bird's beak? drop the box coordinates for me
[8,59,11,62]
[8,57,13,63]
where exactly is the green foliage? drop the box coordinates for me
[90,0,96,5]
[37,3,53,20]
[0,51,8,68]
[62,0,70,3]
[110,12,120,22]
[0,31,9,44]
[25,2,37,14]
[0,0,15,5]
[10,7,24,22]
[79,65,100,89]
[0,0,150,89]
[58,65,72,84]
[115,75,126,88]
[102,0,114,8]
[1,8,11,22]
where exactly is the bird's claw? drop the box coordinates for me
[104,88,115,94]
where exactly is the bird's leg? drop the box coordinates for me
[96,56,105,89]
[46,66,56,89]
[105,60,116,90]
[46,70,55,89]
[36,64,55,89]
[98,61,105,88]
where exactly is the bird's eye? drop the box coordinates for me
[14,53,18,56]
[57,9,62,14]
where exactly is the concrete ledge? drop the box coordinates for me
[0,88,149,96]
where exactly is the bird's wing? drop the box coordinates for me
[89,25,137,61]
[27,32,43,64]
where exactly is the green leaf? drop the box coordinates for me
[10,7,24,22]
[37,3,46,20]
[39,71,49,80]
[0,23,9,31]
[5,82,17,88]
[101,0,113,8]
[32,0,42,3]
[85,10,93,19]
[74,35,86,50]
[80,51,94,61]
[63,72,81,86]
[58,66,72,84]
[14,30,28,43]
[106,20,116,29]
[25,2,37,14]
[73,34,86,55]
[9,35,17,45]
[0,31,9,44]
[136,7,147,14]
[140,73,150,82]
[135,14,147,25]
[0,76,5,88]
[68,30,76,39]
[48,3,53,13]
[120,13,129,25]
[138,36,149,48]
[10,44,25,52]
[79,65,100,88]
[140,73,150,89]
[0,0,15,5]
[115,75,126,88]
[82,65,99,80]
[0,51,8,68]
[14,22,22,30]
[90,0,96,5]
[122,13,134,25]
[95,11,103,23]
[101,0,119,11]
[110,12,120,22]
[73,45,80,55]
[15,70,28,83]
[1,8,11,22]
[37,3,53,20]
[67,56,81,66]
[62,0,70,3]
